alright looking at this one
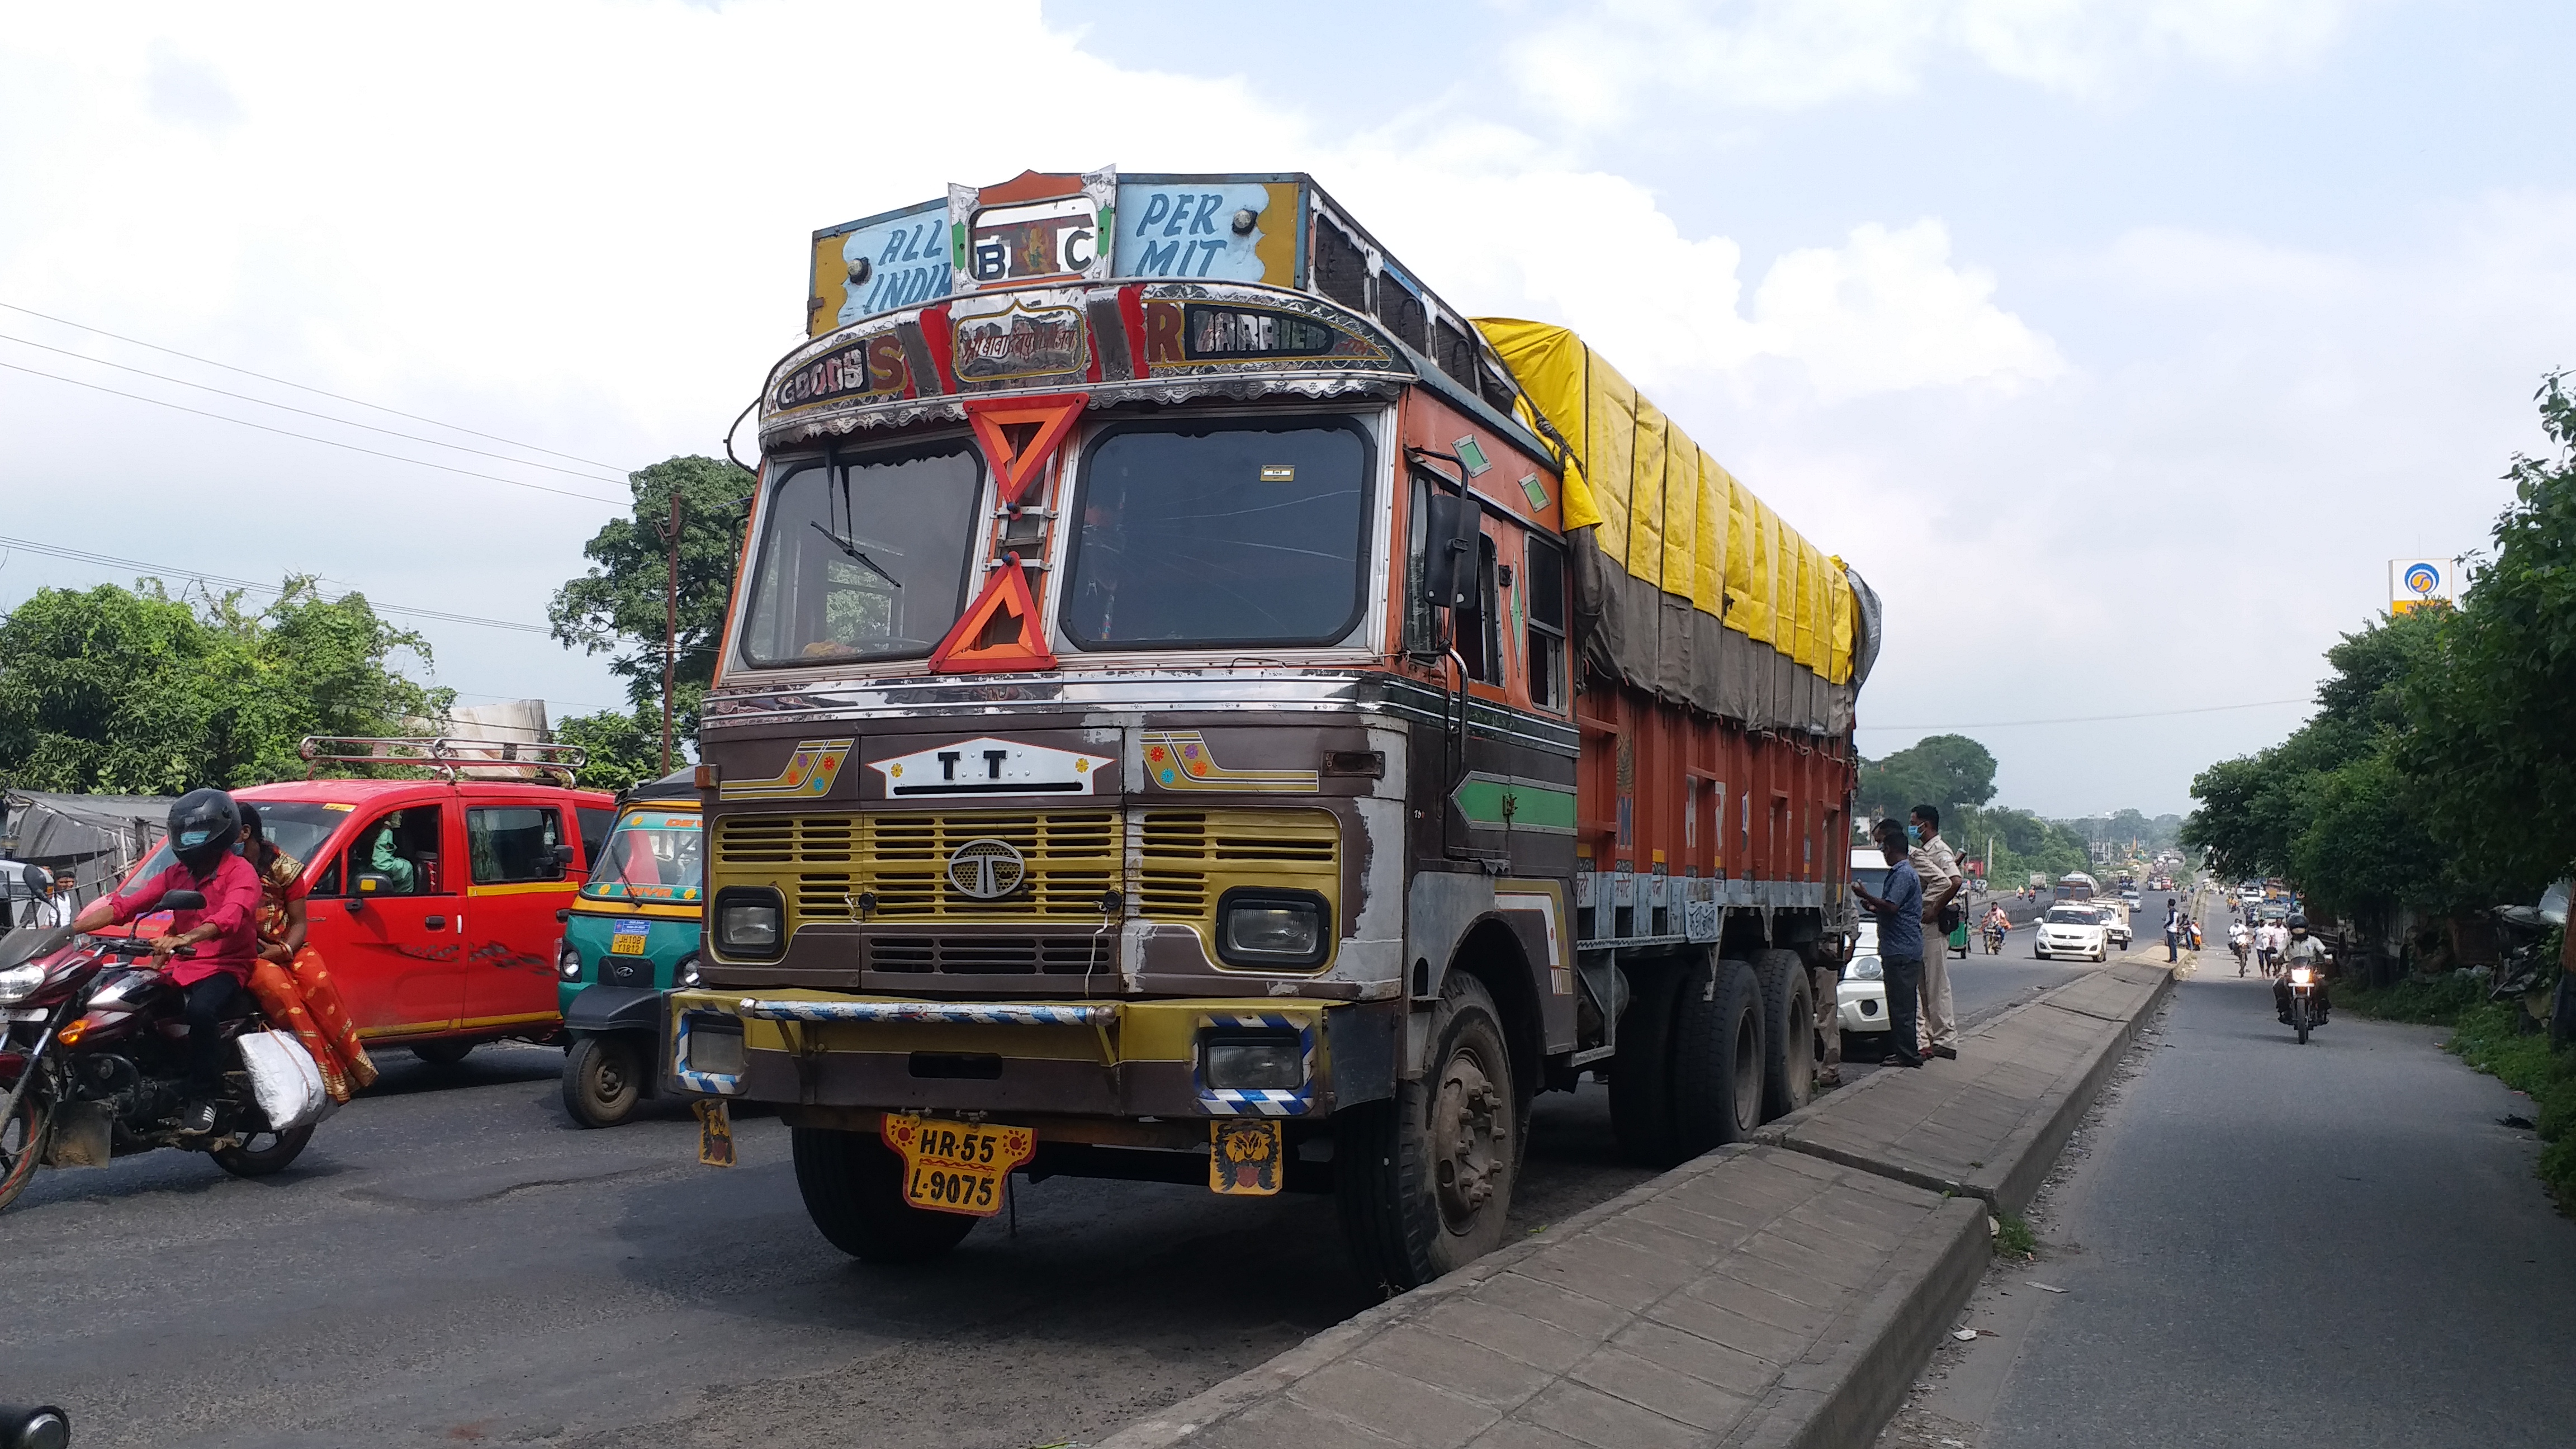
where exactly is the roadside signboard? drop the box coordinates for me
[2389,557,2455,613]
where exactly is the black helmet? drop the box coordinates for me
[2286,913,2308,932]
[167,789,243,875]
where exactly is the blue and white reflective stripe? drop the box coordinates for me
[1199,1086,1311,1117]
[673,1014,745,1097]
[733,999,1119,1027]
[1194,1008,1319,1117]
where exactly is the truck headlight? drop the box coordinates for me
[1214,889,1329,968]
[713,888,785,960]
[1202,1029,1305,1090]
[681,1012,745,1076]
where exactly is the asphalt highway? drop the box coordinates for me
[0,899,2125,1449]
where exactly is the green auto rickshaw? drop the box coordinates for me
[557,769,703,1127]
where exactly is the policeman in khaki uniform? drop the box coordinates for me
[1909,805,1965,1060]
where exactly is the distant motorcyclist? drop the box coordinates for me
[2271,914,2331,1026]
[69,789,263,1132]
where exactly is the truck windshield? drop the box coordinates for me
[581,809,703,902]
[740,441,984,666]
[1060,417,1371,650]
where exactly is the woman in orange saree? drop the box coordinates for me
[240,806,378,1099]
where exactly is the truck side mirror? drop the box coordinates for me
[1418,490,1481,609]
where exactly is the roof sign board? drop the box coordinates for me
[2389,557,2455,613]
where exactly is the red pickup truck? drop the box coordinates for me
[114,776,614,1062]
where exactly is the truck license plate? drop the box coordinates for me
[610,925,650,955]
[881,1113,1035,1218]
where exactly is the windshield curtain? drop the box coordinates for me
[130,801,349,884]
[740,440,984,667]
[581,810,704,902]
[1061,416,1372,650]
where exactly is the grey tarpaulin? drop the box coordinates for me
[1570,531,1869,736]
[0,790,176,904]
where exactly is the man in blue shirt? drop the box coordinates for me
[1851,818,1926,1069]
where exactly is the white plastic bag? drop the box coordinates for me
[236,1029,332,1132]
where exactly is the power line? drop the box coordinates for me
[0,332,630,485]
[0,358,627,506]
[1857,699,2310,731]
[0,299,632,474]
[0,532,552,634]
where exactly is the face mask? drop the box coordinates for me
[1906,825,1922,843]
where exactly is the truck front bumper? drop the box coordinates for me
[662,988,1398,1121]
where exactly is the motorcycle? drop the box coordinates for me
[2285,962,2322,1044]
[0,892,314,1213]
[1983,922,2007,954]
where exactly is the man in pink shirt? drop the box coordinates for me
[72,790,263,1129]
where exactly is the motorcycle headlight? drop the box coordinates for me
[2290,967,2312,984]
[0,963,45,1003]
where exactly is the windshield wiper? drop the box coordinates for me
[809,522,902,590]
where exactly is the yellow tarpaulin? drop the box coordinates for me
[1475,318,1853,685]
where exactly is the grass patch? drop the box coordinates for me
[1993,1214,2038,1259]
[2342,973,2576,1210]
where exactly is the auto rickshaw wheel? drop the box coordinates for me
[562,1035,644,1128]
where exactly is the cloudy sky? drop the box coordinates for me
[2,0,2566,817]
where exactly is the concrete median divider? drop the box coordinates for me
[1097,958,2175,1449]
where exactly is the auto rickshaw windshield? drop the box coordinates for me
[580,811,704,902]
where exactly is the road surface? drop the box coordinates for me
[1892,887,2576,1447]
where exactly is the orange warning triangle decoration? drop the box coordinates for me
[965,392,1089,505]
[929,559,1057,673]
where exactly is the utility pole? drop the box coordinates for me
[659,492,683,775]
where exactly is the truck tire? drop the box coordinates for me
[1671,957,1764,1155]
[1608,960,1682,1166]
[561,1035,643,1128]
[1335,973,1519,1291]
[791,1126,978,1263]
[1749,948,1814,1122]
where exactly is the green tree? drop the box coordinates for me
[548,456,749,748]
[1857,734,1998,821]
[553,706,666,794]
[0,579,447,793]
[2395,371,2576,894]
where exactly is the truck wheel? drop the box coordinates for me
[1749,949,1814,1121]
[1335,973,1519,1291]
[561,1035,643,1128]
[1671,958,1764,1155]
[790,1126,978,1263]
[1608,961,1682,1166]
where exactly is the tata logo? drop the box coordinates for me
[946,839,1027,901]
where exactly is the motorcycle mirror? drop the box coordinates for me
[160,890,206,912]
[0,1403,70,1449]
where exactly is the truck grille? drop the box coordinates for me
[711,808,1338,939]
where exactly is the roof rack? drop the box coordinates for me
[296,736,589,784]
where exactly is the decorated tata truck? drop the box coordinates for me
[667,167,1881,1289]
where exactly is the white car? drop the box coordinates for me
[2034,905,2110,962]
[1837,919,1891,1046]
